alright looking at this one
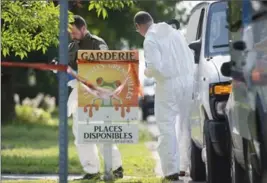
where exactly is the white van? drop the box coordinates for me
[186,1,232,183]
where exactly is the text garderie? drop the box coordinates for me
[77,50,138,61]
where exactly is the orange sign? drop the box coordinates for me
[77,50,140,122]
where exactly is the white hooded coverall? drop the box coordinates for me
[144,23,194,176]
[67,73,122,174]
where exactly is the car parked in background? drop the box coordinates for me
[139,77,155,121]
[221,1,267,182]
[186,1,232,183]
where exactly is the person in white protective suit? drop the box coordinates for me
[166,18,191,177]
[52,15,123,180]
[134,11,194,181]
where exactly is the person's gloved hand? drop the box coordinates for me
[67,68,76,81]
[55,68,76,82]
[50,59,58,65]
[50,58,59,74]
[51,59,76,82]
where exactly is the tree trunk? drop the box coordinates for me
[1,70,15,124]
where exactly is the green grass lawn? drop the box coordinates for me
[1,119,156,178]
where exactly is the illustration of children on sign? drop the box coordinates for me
[81,76,130,118]
[93,77,123,106]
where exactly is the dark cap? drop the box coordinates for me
[134,11,153,25]
[166,19,180,30]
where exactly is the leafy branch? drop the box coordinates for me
[88,0,134,19]
[1,0,134,59]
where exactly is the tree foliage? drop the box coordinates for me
[1,0,186,58]
[71,0,186,49]
[1,1,61,59]
[1,0,134,59]
[88,0,134,19]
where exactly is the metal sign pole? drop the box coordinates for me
[103,121,114,181]
[58,0,68,182]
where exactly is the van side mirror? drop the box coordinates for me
[189,40,201,64]
[233,41,246,51]
[221,61,232,77]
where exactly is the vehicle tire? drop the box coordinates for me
[205,124,231,183]
[190,139,206,181]
[231,151,248,183]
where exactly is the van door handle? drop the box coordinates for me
[202,77,206,81]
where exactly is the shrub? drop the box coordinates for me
[15,104,56,125]
[20,93,56,113]
[39,94,56,113]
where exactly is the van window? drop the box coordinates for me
[186,7,205,43]
[205,1,229,57]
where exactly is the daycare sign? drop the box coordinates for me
[76,50,140,122]
[76,50,140,144]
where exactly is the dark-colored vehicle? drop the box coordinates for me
[139,77,155,121]
[221,1,267,182]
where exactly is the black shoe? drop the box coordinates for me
[74,172,101,180]
[164,173,179,181]
[179,171,186,177]
[113,166,124,179]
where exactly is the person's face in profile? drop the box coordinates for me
[70,25,86,40]
[135,23,146,37]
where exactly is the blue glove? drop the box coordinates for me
[56,70,76,82]
[67,73,75,81]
